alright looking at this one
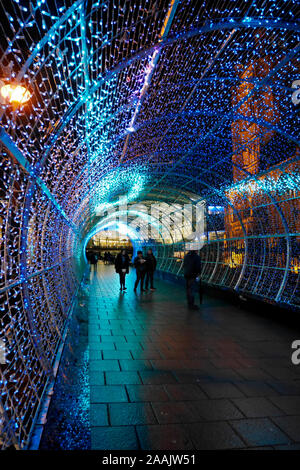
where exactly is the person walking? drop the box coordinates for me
[133,250,147,292]
[115,249,130,291]
[145,248,157,291]
[183,249,202,310]
[90,252,98,272]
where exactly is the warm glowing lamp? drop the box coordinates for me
[0,83,31,105]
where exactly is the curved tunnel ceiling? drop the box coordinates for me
[0,0,299,449]
[0,0,298,237]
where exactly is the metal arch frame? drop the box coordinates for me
[3,14,298,242]
[82,209,175,259]
[59,133,293,225]
[172,174,249,290]
[81,197,192,248]
[227,161,292,302]
[47,44,300,209]
[0,128,77,232]
[12,20,296,248]
[8,16,298,146]
[38,73,297,177]
[32,18,300,173]
[0,137,79,382]
[9,2,170,145]
[142,167,282,292]
[92,167,249,290]
[124,43,300,203]
[153,154,293,300]
[52,101,300,206]
[82,207,185,269]
[62,127,296,301]
[62,121,287,225]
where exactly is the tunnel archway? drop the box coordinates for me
[0,0,299,450]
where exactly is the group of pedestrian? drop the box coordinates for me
[115,248,157,292]
[133,249,157,293]
[115,247,202,310]
[90,244,203,309]
[103,251,115,264]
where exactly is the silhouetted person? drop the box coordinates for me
[145,248,157,291]
[133,251,147,292]
[183,249,202,310]
[90,252,98,272]
[115,249,130,291]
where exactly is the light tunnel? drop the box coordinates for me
[0,0,299,450]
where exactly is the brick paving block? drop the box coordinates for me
[109,402,157,426]
[152,402,199,424]
[235,381,279,397]
[173,370,211,384]
[185,422,245,450]
[272,416,300,442]
[265,367,300,381]
[199,382,244,399]
[139,371,178,385]
[105,371,142,385]
[100,335,126,343]
[269,396,300,415]
[210,357,240,369]
[98,343,116,351]
[150,359,187,371]
[89,371,105,386]
[115,342,143,351]
[89,350,102,360]
[232,397,284,418]
[164,384,207,401]
[131,350,162,360]
[235,368,273,381]
[184,349,217,359]
[268,381,300,396]
[126,385,170,402]
[190,399,244,421]
[230,418,291,446]
[91,426,139,450]
[119,359,153,371]
[90,404,108,426]
[137,424,194,450]
[90,385,128,403]
[102,350,132,360]
[206,367,243,382]
[97,330,112,336]
[90,359,120,372]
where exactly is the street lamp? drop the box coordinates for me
[0,83,31,105]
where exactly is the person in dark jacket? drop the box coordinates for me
[183,249,202,310]
[115,249,130,291]
[145,248,157,291]
[133,250,147,292]
[90,252,98,271]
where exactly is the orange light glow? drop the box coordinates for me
[1,83,31,104]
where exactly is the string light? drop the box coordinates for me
[0,83,31,104]
[0,0,299,450]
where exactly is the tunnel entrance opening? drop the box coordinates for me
[86,230,134,264]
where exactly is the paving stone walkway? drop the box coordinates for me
[87,264,300,450]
